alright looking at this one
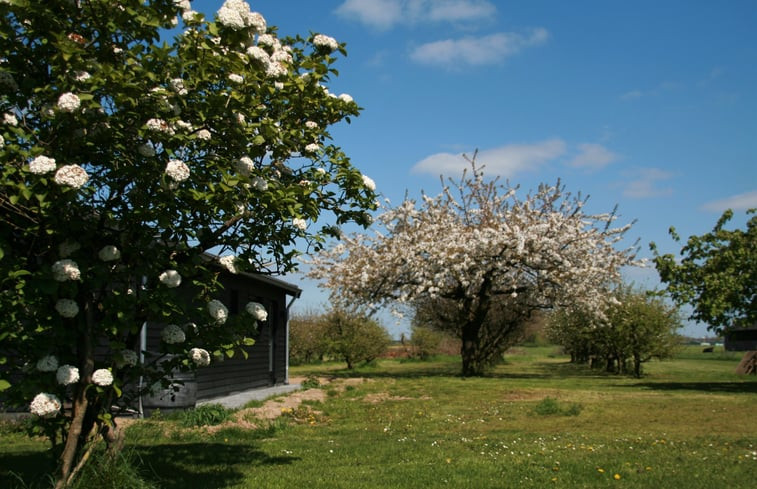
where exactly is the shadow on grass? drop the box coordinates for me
[628,381,757,394]
[0,451,55,489]
[132,442,298,489]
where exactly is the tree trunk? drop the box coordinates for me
[460,321,485,376]
[55,386,88,489]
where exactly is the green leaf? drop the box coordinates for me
[0,379,10,392]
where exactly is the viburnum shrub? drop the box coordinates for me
[0,1,376,486]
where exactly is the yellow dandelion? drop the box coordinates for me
[614,473,621,480]
[645,466,652,471]
[445,458,452,464]
[597,468,605,473]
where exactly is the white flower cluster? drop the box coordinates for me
[235,156,254,176]
[196,129,212,140]
[305,121,319,130]
[219,254,239,274]
[292,218,307,231]
[116,349,138,368]
[98,245,121,262]
[36,355,59,372]
[313,34,339,52]
[145,118,175,134]
[161,324,186,344]
[217,0,265,33]
[54,164,89,188]
[165,159,190,182]
[56,364,80,385]
[207,299,228,324]
[3,112,17,126]
[228,73,244,84]
[304,143,320,154]
[52,259,81,282]
[245,302,267,321]
[30,393,61,418]
[92,368,113,386]
[138,142,156,157]
[189,347,211,366]
[250,176,268,191]
[57,92,81,112]
[55,299,79,318]
[29,155,56,174]
[361,175,376,192]
[159,269,182,288]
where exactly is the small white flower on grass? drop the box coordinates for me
[30,393,61,418]
[54,164,89,188]
[245,302,267,321]
[92,368,113,386]
[159,269,182,288]
[56,365,80,385]
[161,324,186,344]
[189,348,211,366]
[165,159,190,182]
[52,259,81,282]
[361,175,376,191]
[57,92,81,112]
[313,34,338,52]
[208,299,229,324]
[36,355,59,372]
[29,155,57,174]
[98,245,121,262]
[55,299,79,318]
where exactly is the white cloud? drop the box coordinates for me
[701,190,757,212]
[622,167,674,198]
[409,29,548,67]
[335,0,497,30]
[568,143,618,170]
[411,139,566,177]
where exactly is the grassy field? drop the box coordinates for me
[2,345,755,488]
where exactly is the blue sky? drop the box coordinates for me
[194,1,757,337]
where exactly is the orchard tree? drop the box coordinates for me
[319,307,392,369]
[0,1,376,486]
[309,155,639,376]
[651,209,756,335]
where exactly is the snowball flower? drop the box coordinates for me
[292,218,307,231]
[305,121,318,130]
[219,255,239,274]
[235,156,254,176]
[0,135,4,149]
[57,92,81,112]
[361,175,376,191]
[245,302,267,321]
[55,299,79,318]
[251,176,268,191]
[98,245,121,262]
[189,348,211,366]
[159,269,182,288]
[218,0,255,30]
[228,73,244,84]
[207,299,229,324]
[54,164,89,188]
[52,259,81,282]
[304,143,320,153]
[196,129,212,140]
[338,93,354,104]
[30,393,61,418]
[161,324,186,344]
[91,368,113,386]
[29,155,57,174]
[56,365,80,385]
[313,34,338,52]
[165,159,190,182]
[36,355,59,372]
[145,118,173,133]
[74,70,91,82]
[116,349,139,368]
[3,112,18,126]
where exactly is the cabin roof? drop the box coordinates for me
[203,253,303,299]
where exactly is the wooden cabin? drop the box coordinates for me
[142,268,301,411]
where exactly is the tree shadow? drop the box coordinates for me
[0,451,55,489]
[132,442,298,489]
[627,381,757,394]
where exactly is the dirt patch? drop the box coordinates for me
[362,392,429,404]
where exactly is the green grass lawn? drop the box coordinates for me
[2,345,755,488]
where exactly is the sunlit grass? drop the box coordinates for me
[2,346,755,488]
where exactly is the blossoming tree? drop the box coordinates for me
[0,1,375,486]
[309,155,639,376]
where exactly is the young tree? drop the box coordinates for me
[650,209,756,335]
[320,308,392,369]
[289,308,330,365]
[0,1,376,486]
[309,155,639,376]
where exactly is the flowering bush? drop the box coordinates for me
[0,1,376,486]
[309,156,639,375]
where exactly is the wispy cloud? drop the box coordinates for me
[409,29,549,68]
[620,81,683,101]
[701,190,757,212]
[568,143,618,170]
[411,139,566,177]
[335,0,497,30]
[622,167,674,198]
